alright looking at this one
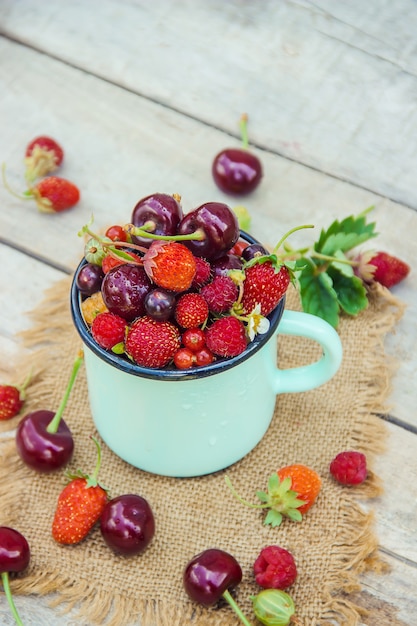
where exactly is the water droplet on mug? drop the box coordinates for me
[181,403,192,410]
[209,436,217,446]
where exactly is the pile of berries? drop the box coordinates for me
[75,192,293,370]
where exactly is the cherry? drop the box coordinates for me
[0,526,30,626]
[100,494,155,556]
[76,262,104,295]
[144,288,176,321]
[183,548,253,625]
[101,264,152,321]
[130,193,183,248]
[241,243,269,262]
[15,352,83,472]
[177,202,239,260]
[212,114,263,195]
[212,253,243,277]
[105,224,129,242]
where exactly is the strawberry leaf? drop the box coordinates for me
[296,259,340,328]
[264,510,283,527]
[314,212,377,256]
[327,267,368,316]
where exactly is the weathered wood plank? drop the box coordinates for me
[2,0,417,206]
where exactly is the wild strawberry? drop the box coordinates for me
[52,437,108,545]
[330,451,367,485]
[191,257,212,289]
[205,316,247,358]
[143,241,196,292]
[125,315,180,368]
[30,176,80,213]
[225,464,321,527]
[254,545,297,590]
[0,385,25,420]
[242,260,290,316]
[201,275,238,313]
[81,291,108,325]
[25,136,64,182]
[369,252,410,288]
[102,251,142,274]
[91,312,127,351]
[175,293,209,328]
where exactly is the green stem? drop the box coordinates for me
[310,251,358,265]
[1,163,31,201]
[239,113,249,149]
[126,224,205,242]
[224,476,268,510]
[272,224,314,253]
[90,436,102,483]
[46,352,84,434]
[222,589,254,626]
[1,572,25,626]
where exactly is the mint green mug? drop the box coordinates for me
[71,267,342,477]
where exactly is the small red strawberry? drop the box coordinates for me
[201,275,238,313]
[52,437,109,545]
[276,464,322,515]
[330,450,367,485]
[369,251,410,288]
[143,241,196,292]
[125,315,181,368]
[253,545,297,590]
[29,176,80,213]
[0,385,25,420]
[241,260,290,316]
[25,135,64,182]
[205,316,247,357]
[175,293,209,328]
[91,312,127,351]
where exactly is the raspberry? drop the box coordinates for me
[91,312,127,350]
[125,316,180,368]
[201,275,238,313]
[191,257,212,289]
[254,545,297,590]
[205,316,247,357]
[175,293,209,328]
[329,451,367,485]
[0,385,24,420]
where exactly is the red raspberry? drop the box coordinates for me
[201,275,238,313]
[125,316,180,368]
[0,385,25,420]
[329,451,367,485]
[205,316,247,357]
[91,312,127,350]
[254,545,297,590]
[175,293,209,328]
[191,257,212,289]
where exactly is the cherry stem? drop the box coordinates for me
[1,163,32,201]
[272,224,314,254]
[46,351,84,434]
[90,436,102,484]
[222,589,254,626]
[1,572,25,626]
[239,113,249,150]
[125,224,206,242]
[224,476,268,510]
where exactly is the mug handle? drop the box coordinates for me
[273,310,343,394]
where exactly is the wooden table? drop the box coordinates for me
[0,2,416,624]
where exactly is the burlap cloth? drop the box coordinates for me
[0,277,405,626]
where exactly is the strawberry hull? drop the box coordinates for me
[71,235,343,478]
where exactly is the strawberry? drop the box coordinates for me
[253,545,297,590]
[25,135,64,182]
[0,385,25,420]
[174,293,209,328]
[91,312,127,351]
[329,450,367,485]
[276,464,322,515]
[29,176,80,213]
[369,251,410,288]
[241,260,290,316]
[205,316,247,357]
[125,315,181,368]
[201,275,238,313]
[143,241,196,292]
[52,437,108,545]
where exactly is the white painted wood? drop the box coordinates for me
[2,0,417,207]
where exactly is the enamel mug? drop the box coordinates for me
[71,245,342,477]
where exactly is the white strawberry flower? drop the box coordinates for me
[247,304,270,341]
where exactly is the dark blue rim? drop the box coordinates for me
[70,231,286,381]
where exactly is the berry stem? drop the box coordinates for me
[1,163,32,201]
[125,224,206,242]
[46,351,84,434]
[90,436,102,485]
[224,476,268,510]
[1,572,25,626]
[222,589,254,626]
[239,113,249,150]
[272,224,314,254]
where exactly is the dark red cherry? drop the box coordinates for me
[76,262,104,296]
[16,410,74,472]
[144,288,176,321]
[101,264,152,321]
[177,202,239,260]
[100,494,155,556]
[0,526,30,626]
[131,193,183,248]
[183,548,242,606]
[241,243,269,262]
[212,115,262,195]
[212,253,243,277]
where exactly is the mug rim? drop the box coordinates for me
[70,231,286,381]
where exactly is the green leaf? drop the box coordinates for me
[332,250,354,277]
[286,509,303,522]
[315,214,377,256]
[327,267,369,316]
[264,510,283,527]
[297,260,340,328]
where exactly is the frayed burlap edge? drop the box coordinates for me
[0,277,406,626]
